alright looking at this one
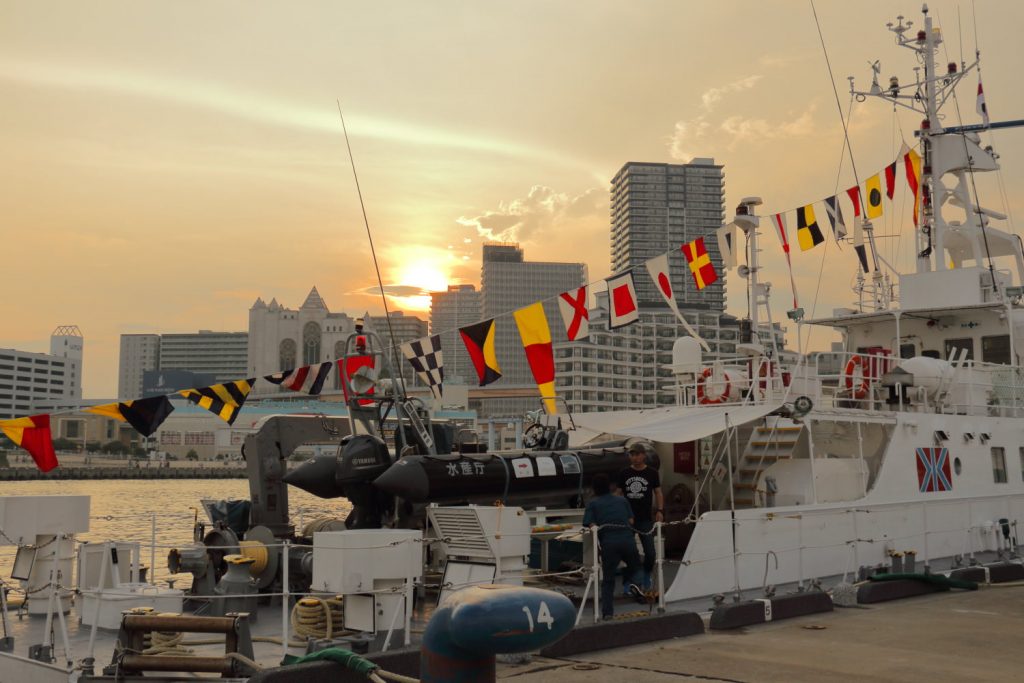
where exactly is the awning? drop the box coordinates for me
[571,401,782,444]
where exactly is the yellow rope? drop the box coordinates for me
[290,596,346,641]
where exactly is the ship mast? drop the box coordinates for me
[850,4,996,279]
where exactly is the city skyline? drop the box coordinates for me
[3,1,1023,397]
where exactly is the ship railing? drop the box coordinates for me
[936,359,1024,418]
[809,350,897,412]
[674,353,791,407]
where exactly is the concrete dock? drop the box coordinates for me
[498,584,1024,682]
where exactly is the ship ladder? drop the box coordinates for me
[732,423,804,507]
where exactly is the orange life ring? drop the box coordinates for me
[697,366,730,405]
[844,354,869,399]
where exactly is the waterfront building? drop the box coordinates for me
[0,326,83,420]
[429,285,481,386]
[118,331,247,400]
[158,331,248,384]
[247,287,428,398]
[118,334,160,400]
[611,159,726,311]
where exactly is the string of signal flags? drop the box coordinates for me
[0,143,924,473]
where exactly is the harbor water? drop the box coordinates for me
[0,479,352,584]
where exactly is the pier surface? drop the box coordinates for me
[499,584,1024,682]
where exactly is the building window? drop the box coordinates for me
[992,447,1008,484]
[184,431,215,446]
[303,322,322,366]
[944,338,973,361]
[160,431,182,445]
[279,339,297,370]
[981,335,1011,365]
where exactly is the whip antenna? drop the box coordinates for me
[336,100,406,400]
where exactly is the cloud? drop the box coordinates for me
[668,104,818,161]
[359,284,428,297]
[701,75,763,111]
[0,59,607,181]
[456,185,607,243]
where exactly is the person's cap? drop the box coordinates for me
[628,443,646,454]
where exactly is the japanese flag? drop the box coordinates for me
[644,252,710,352]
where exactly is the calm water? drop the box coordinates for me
[0,479,352,584]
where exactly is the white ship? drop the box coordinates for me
[1,5,1021,681]
[570,3,1024,603]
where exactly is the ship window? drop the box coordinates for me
[944,338,973,361]
[991,447,1008,484]
[981,335,1011,365]
[899,343,916,359]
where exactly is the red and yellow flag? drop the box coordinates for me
[0,414,58,472]
[513,302,557,414]
[903,146,923,227]
[681,237,718,290]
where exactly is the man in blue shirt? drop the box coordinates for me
[583,473,642,619]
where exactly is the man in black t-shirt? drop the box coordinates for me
[616,442,663,590]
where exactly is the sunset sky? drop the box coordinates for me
[2,1,1023,398]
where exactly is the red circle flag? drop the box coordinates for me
[657,272,672,298]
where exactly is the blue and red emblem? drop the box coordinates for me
[915,447,952,492]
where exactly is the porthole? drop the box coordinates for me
[954,457,962,475]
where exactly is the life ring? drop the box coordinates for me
[844,354,870,399]
[697,366,730,405]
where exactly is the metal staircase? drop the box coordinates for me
[732,422,804,507]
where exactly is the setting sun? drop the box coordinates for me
[386,256,452,311]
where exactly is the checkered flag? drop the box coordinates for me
[400,334,444,399]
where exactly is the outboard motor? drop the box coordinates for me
[284,434,395,528]
[338,434,395,529]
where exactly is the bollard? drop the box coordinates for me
[420,584,574,683]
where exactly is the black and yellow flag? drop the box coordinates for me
[865,173,883,219]
[796,204,825,252]
[179,378,255,425]
[86,395,175,437]
[459,319,502,386]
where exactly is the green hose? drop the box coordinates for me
[282,647,379,675]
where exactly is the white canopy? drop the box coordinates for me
[572,402,782,444]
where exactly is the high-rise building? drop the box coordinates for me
[430,285,481,386]
[555,159,791,413]
[158,331,249,384]
[479,243,587,416]
[49,325,83,401]
[118,331,247,400]
[0,326,84,419]
[119,334,160,400]
[610,159,726,311]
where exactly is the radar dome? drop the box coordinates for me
[671,337,703,375]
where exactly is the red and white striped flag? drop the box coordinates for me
[977,77,990,126]
[264,362,333,395]
[772,212,799,309]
